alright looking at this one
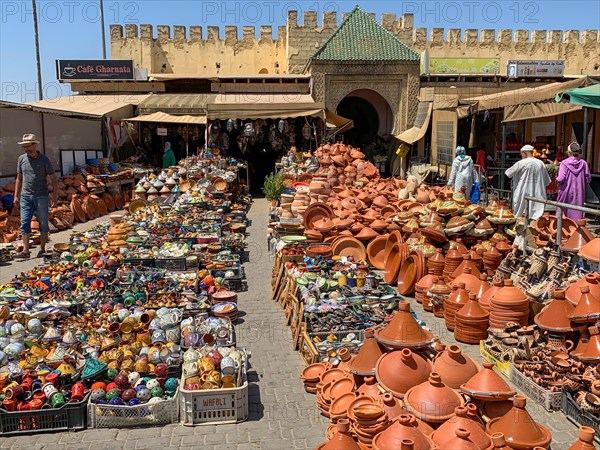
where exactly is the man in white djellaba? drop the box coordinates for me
[505,144,551,221]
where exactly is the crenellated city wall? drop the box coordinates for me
[110,11,600,76]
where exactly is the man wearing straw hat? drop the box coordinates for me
[14,134,58,259]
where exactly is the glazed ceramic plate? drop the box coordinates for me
[281,235,307,243]
[332,237,366,262]
[367,235,388,270]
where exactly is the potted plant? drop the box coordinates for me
[262,172,286,206]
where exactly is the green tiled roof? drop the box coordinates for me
[311,6,420,62]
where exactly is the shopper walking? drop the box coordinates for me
[14,134,58,259]
[505,144,551,221]
[163,141,177,168]
[557,142,592,221]
[447,146,475,198]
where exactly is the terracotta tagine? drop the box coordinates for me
[374,302,435,349]
[371,414,436,450]
[433,344,480,389]
[489,432,513,450]
[579,325,600,363]
[534,289,575,333]
[430,406,492,450]
[485,395,552,450]
[357,376,382,397]
[375,349,432,399]
[404,373,465,424]
[579,238,600,263]
[380,393,406,421]
[566,273,600,306]
[569,285,600,324]
[561,219,595,252]
[567,426,597,450]
[348,328,386,376]
[316,418,361,450]
[437,428,481,450]
[460,362,516,401]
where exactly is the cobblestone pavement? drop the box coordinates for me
[0,199,583,449]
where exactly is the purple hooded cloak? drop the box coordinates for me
[556,156,591,220]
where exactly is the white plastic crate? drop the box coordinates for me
[179,351,249,426]
[88,391,179,428]
[509,366,561,411]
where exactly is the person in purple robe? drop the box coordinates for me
[556,142,591,221]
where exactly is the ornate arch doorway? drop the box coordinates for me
[336,89,393,147]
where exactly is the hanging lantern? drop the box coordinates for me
[278,119,285,133]
[302,123,311,140]
[226,119,234,132]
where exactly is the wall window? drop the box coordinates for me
[437,120,455,165]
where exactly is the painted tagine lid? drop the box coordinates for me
[348,328,385,376]
[460,362,516,401]
[375,348,432,399]
[404,373,465,423]
[431,406,492,450]
[432,344,480,390]
[371,414,435,450]
[486,395,552,450]
[534,289,575,333]
[374,302,435,349]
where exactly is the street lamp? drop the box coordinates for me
[32,0,43,100]
[100,0,107,59]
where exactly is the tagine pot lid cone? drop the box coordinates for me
[432,344,481,390]
[436,428,482,450]
[348,328,386,376]
[404,372,465,423]
[317,419,361,450]
[371,414,436,450]
[375,348,432,398]
[579,237,600,263]
[534,289,575,333]
[569,286,600,323]
[431,408,490,448]
[579,325,600,362]
[561,219,594,252]
[566,273,600,306]
[568,426,597,450]
[486,395,552,450]
[374,302,435,349]
[460,362,516,401]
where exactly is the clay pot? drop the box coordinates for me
[433,344,480,389]
[437,428,481,450]
[567,426,597,450]
[375,302,434,350]
[569,285,600,323]
[380,393,406,421]
[580,238,600,263]
[566,273,600,306]
[357,376,382,397]
[348,328,385,376]
[371,414,435,450]
[460,362,516,401]
[485,395,552,450]
[534,289,575,333]
[431,406,491,449]
[316,419,361,450]
[404,373,465,424]
[375,349,432,398]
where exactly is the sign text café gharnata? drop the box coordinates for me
[56,60,134,81]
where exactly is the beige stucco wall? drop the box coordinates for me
[110,12,600,77]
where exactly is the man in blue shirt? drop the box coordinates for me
[14,134,58,259]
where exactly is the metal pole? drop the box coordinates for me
[100,0,107,59]
[32,0,43,100]
[500,123,506,191]
[582,107,589,161]
[556,206,563,256]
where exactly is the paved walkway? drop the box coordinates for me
[0,199,582,449]
[0,199,328,450]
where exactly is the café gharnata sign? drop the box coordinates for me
[56,60,134,81]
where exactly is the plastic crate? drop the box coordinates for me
[88,391,179,428]
[210,266,244,279]
[123,258,155,268]
[0,394,89,435]
[509,366,562,411]
[223,278,244,292]
[155,258,191,271]
[561,391,600,445]
[479,341,511,379]
[179,352,249,426]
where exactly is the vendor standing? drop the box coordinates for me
[163,142,177,168]
[505,144,551,221]
[556,142,591,220]
[447,146,475,198]
[14,134,58,259]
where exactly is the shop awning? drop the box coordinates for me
[124,111,207,125]
[208,93,325,120]
[458,78,591,115]
[556,83,600,109]
[396,101,433,144]
[503,100,582,123]
[26,94,151,118]
[137,94,217,115]
[325,110,354,131]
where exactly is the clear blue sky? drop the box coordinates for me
[1,0,599,102]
